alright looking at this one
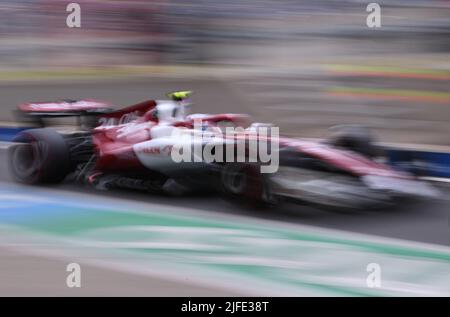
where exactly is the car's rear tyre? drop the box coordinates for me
[8,128,72,184]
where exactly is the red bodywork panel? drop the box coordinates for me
[97,100,157,126]
[189,114,250,127]
[228,133,406,178]
[93,100,158,171]
[93,129,146,172]
[281,138,408,178]
[92,102,250,172]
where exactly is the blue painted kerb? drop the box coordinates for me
[0,127,30,142]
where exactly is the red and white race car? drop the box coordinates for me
[8,92,438,210]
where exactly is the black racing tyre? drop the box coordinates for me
[220,163,278,208]
[8,128,72,184]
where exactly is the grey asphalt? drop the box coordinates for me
[1,149,449,246]
[0,245,239,297]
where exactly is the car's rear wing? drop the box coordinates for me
[18,99,113,116]
[16,99,114,129]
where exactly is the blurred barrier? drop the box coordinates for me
[1,1,449,68]
[1,125,450,180]
[385,148,450,179]
[0,127,30,142]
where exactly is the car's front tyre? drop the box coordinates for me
[220,163,278,208]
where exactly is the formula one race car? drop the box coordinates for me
[8,91,438,210]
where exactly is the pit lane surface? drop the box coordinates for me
[0,246,238,296]
[1,150,449,247]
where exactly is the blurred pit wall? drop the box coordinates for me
[0,0,449,145]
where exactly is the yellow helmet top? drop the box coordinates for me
[167,91,192,101]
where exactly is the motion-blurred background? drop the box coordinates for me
[0,0,449,143]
